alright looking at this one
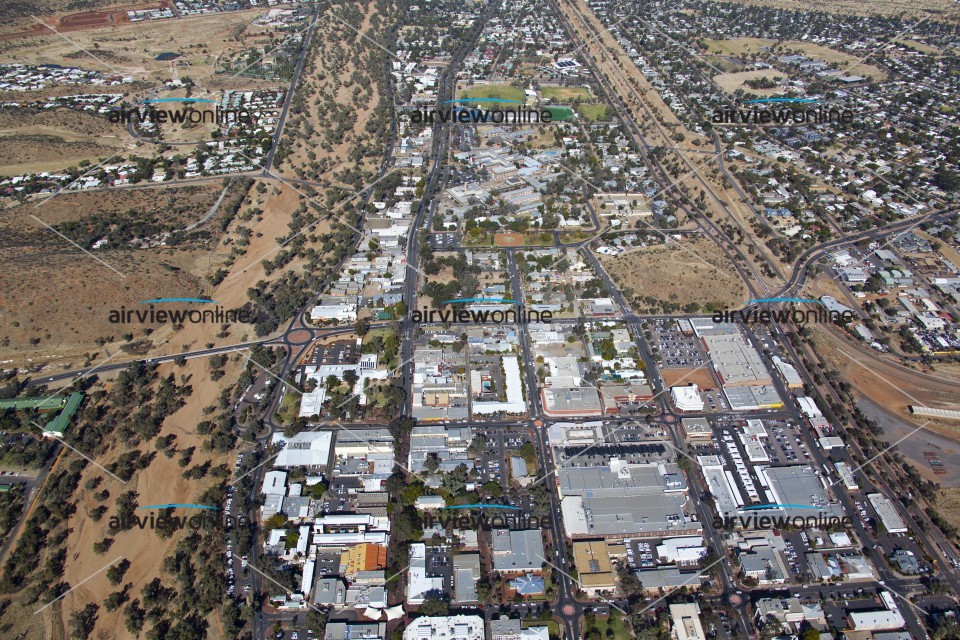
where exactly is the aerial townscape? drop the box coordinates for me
[2,0,960,639]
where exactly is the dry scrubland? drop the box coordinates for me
[704,0,959,20]
[0,6,286,160]
[598,237,747,312]
[274,1,389,187]
[0,182,255,369]
[0,108,131,175]
[713,69,788,95]
[0,7,267,84]
[936,488,960,532]
[0,354,248,640]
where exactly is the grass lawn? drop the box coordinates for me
[541,86,591,100]
[587,615,631,640]
[576,103,607,121]
[545,106,575,121]
[276,392,302,423]
[460,84,526,105]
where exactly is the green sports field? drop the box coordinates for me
[460,84,526,105]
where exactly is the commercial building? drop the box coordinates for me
[492,529,545,574]
[408,425,474,473]
[698,455,741,518]
[324,621,386,640]
[759,465,845,519]
[771,356,804,388]
[406,543,444,605]
[473,355,526,415]
[833,460,860,491]
[867,493,908,533]
[271,431,333,470]
[453,554,481,604]
[657,536,707,564]
[680,417,712,441]
[572,540,615,595]
[671,384,704,412]
[490,619,548,640]
[740,545,787,584]
[691,321,772,387]
[542,386,604,417]
[755,598,827,631]
[670,603,706,640]
[635,567,702,592]
[262,470,288,497]
[402,615,485,640]
[848,593,906,631]
[559,458,699,539]
[343,544,388,579]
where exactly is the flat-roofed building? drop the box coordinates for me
[834,462,858,490]
[492,529,545,574]
[272,431,333,470]
[324,621,386,640]
[755,597,826,631]
[406,543,444,605]
[758,465,845,519]
[635,567,703,592]
[572,540,614,595]
[403,615,485,640]
[681,417,712,441]
[867,493,908,533]
[343,543,387,579]
[691,321,773,387]
[670,603,706,640]
[671,385,704,412]
[542,386,603,417]
[657,536,707,564]
[262,470,287,497]
[559,459,699,540]
[453,553,481,604]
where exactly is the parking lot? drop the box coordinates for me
[474,428,536,486]
[430,232,460,249]
[308,340,358,366]
[625,539,656,569]
[649,320,707,368]
[767,420,811,464]
[425,545,455,595]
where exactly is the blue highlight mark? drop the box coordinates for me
[141,297,217,304]
[140,98,216,104]
[137,503,220,510]
[742,503,822,511]
[743,98,821,104]
[441,503,524,510]
[441,98,522,105]
[746,297,821,305]
[441,297,519,305]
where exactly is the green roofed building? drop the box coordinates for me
[42,392,84,438]
[0,396,69,411]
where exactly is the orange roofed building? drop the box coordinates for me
[342,543,387,579]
